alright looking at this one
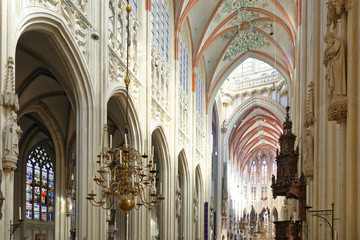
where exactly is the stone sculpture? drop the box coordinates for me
[324,32,346,99]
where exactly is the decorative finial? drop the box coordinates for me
[125,5,132,13]
[124,75,130,86]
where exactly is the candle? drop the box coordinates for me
[125,133,128,146]
[306,185,309,206]
[110,134,112,148]
[19,206,21,220]
[132,175,134,187]
[120,150,122,164]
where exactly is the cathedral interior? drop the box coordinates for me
[0,0,359,239]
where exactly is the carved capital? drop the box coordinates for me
[2,156,18,172]
[326,0,347,28]
[304,169,314,179]
[328,96,347,123]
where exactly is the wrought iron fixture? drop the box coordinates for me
[86,2,164,238]
[305,203,338,240]
[10,219,23,239]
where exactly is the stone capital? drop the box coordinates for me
[2,155,18,172]
[328,96,347,123]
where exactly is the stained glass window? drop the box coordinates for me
[272,160,277,179]
[132,0,137,13]
[243,165,248,184]
[151,0,170,62]
[251,161,257,185]
[196,73,204,115]
[26,146,54,221]
[261,159,268,184]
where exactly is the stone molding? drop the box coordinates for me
[328,96,347,123]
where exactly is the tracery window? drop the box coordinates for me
[179,41,189,94]
[26,146,55,221]
[250,161,257,185]
[243,165,248,185]
[261,159,268,184]
[272,160,277,178]
[251,186,256,200]
[196,73,204,115]
[151,0,169,62]
[132,0,137,13]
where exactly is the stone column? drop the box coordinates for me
[2,157,17,240]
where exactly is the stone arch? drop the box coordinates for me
[15,11,95,111]
[271,207,279,221]
[14,13,98,238]
[151,126,171,239]
[194,165,204,240]
[107,88,142,150]
[177,149,190,240]
[206,53,291,114]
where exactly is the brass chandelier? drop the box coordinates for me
[86,2,164,215]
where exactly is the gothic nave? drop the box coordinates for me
[0,0,359,239]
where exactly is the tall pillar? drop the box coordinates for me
[2,157,17,240]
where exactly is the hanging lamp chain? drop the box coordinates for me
[124,1,132,135]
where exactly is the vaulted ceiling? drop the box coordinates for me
[173,0,299,111]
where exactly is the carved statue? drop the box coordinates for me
[193,193,199,222]
[0,170,4,220]
[176,175,182,218]
[282,199,289,220]
[4,111,22,159]
[209,197,215,230]
[303,130,314,177]
[323,32,346,99]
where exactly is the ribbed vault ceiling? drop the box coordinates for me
[174,0,298,110]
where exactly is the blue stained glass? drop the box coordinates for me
[166,11,169,62]
[182,47,186,90]
[132,0,137,13]
[25,146,55,221]
[151,2,155,41]
[26,210,32,219]
[186,53,188,94]
[180,42,183,86]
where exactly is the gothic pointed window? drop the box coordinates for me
[243,165,248,185]
[251,161,257,185]
[261,159,268,184]
[26,146,55,221]
[272,160,277,179]
[132,0,137,13]
[151,0,169,61]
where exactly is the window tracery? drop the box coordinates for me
[250,161,257,185]
[26,146,55,221]
[151,0,169,62]
[261,159,268,184]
